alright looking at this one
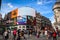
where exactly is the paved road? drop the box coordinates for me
[0,34,60,40]
[0,35,3,40]
[25,34,53,40]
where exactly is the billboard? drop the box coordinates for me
[18,7,36,17]
[11,8,18,19]
[17,16,27,25]
[27,16,36,26]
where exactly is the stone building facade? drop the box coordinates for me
[0,13,2,25]
[53,1,60,29]
[36,13,52,30]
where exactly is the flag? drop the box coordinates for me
[11,8,18,19]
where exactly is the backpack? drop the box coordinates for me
[13,30,16,35]
[53,32,56,37]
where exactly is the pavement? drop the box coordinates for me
[25,34,53,40]
[0,34,60,40]
[0,35,3,40]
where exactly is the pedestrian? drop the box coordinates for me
[17,33,21,40]
[21,31,25,38]
[56,28,59,40]
[29,30,32,37]
[4,30,9,40]
[13,29,17,40]
[44,30,48,39]
[52,30,57,40]
[18,29,21,37]
[36,32,39,38]
[20,31,26,40]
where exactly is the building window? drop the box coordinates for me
[56,16,59,18]
[19,26,21,28]
[23,26,25,28]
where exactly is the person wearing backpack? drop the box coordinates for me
[13,29,17,40]
[52,30,57,40]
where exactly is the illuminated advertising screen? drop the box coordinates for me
[17,16,27,25]
[27,16,36,26]
[18,7,36,17]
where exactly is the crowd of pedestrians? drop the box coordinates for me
[1,27,60,40]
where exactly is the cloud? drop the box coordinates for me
[37,1,43,5]
[37,0,43,5]
[44,0,53,4]
[49,16,55,23]
[37,0,54,5]
[41,10,52,14]
[7,3,13,8]
[38,6,52,14]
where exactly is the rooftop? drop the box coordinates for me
[55,0,60,4]
[56,0,60,2]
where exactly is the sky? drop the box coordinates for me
[0,0,56,23]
